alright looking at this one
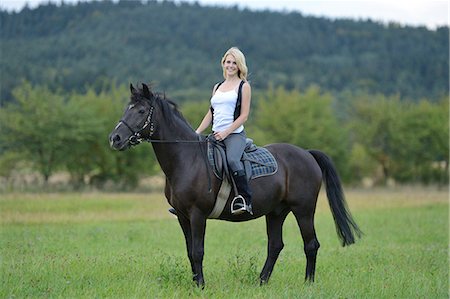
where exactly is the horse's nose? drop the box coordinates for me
[109,133,121,148]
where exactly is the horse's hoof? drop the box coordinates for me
[260,279,268,286]
[195,280,205,289]
[193,274,205,289]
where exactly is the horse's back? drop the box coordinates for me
[264,143,323,198]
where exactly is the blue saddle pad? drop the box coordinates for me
[207,142,278,180]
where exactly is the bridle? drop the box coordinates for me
[118,105,155,146]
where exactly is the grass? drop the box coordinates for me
[0,188,448,298]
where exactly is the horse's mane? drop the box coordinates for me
[131,85,194,131]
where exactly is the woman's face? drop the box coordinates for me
[223,54,239,78]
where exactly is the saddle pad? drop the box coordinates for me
[243,147,278,179]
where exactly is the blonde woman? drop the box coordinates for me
[196,47,252,215]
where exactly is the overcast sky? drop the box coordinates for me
[1,0,448,29]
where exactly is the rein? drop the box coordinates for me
[144,139,206,143]
[119,103,207,145]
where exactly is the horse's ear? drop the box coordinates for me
[130,83,137,94]
[142,83,152,98]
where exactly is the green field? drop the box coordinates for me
[1,188,448,298]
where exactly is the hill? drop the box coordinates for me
[0,0,448,102]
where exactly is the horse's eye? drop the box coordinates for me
[139,109,145,114]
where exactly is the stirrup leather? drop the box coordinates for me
[231,195,253,215]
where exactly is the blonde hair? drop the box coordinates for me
[221,47,248,81]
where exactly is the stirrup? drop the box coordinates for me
[231,195,253,215]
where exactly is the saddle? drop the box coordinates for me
[206,136,278,219]
[207,137,277,182]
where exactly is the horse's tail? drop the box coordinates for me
[309,150,362,246]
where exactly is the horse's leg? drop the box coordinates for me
[292,207,320,282]
[190,208,207,288]
[177,214,196,278]
[259,209,290,285]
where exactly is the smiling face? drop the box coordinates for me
[220,47,248,81]
[223,54,239,78]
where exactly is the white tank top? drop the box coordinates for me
[211,86,244,133]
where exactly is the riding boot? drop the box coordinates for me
[231,170,253,215]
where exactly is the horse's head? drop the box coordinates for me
[109,83,156,151]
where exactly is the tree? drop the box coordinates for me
[349,94,402,184]
[0,82,81,183]
[390,98,449,183]
[62,88,111,187]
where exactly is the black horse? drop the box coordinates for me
[109,83,361,287]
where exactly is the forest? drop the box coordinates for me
[1,0,448,102]
[0,1,448,189]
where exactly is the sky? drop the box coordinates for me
[1,0,448,29]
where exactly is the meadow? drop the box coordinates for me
[1,188,448,298]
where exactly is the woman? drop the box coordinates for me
[196,47,253,215]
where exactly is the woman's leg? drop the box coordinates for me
[223,131,252,214]
[223,131,246,173]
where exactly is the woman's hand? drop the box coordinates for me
[214,130,231,141]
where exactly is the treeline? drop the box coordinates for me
[0,82,447,190]
[0,82,158,190]
[1,0,448,103]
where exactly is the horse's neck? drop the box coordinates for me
[152,142,204,183]
[151,118,203,180]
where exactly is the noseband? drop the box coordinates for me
[119,105,155,145]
